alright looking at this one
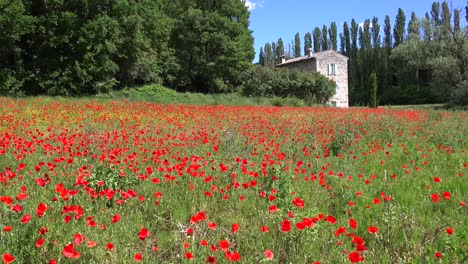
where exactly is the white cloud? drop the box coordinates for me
[358,22,373,29]
[245,0,264,11]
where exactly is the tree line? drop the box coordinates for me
[259,1,468,106]
[0,0,254,96]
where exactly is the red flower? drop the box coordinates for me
[20,214,31,224]
[446,227,453,235]
[431,193,440,203]
[442,192,451,200]
[264,249,274,260]
[224,251,240,262]
[231,223,239,233]
[74,233,84,246]
[292,197,304,208]
[218,240,229,251]
[106,243,114,251]
[348,251,364,262]
[3,226,12,232]
[36,237,45,248]
[62,243,81,259]
[434,252,442,258]
[325,215,336,224]
[138,228,150,241]
[269,205,278,213]
[184,252,194,260]
[280,219,291,232]
[367,226,378,234]
[134,253,142,262]
[112,214,121,223]
[349,219,357,229]
[2,253,15,264]
[36,202,48,218]
[260,225,269,232]
[206,256,217,263]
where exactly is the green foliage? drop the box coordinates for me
[313,27,321,52]
[329,22,338,51]
[294,32,301,57]
[240,65,335,104]
[369,72,378,108]
[393,8,406,47]
[450,80,468,106]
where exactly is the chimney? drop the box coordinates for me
[280,55,286,64]
[307,48,314,57]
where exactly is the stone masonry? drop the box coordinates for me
[276,49,349,108]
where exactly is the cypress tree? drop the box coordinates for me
[343,22,351,56]
[384,15,392,51]
[453,9,460,34]
[294,32,301,57]
[304,32,312,55]
[441,1,452,39]
[371,17,381,48]
[422,12,433,41]
[431,2,441,26]
[264,42,272,67]
[277,38,285,63]
[321,25,329,50]
[313,27,321,52]
[408,12,421,40]
[259,47,265,66]
[393,8,406,47]
[339,33,345,54]
[329,22,338,51]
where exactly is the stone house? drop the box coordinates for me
[275,49,349,108]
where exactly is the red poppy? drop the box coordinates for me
[367,226,378,234]
[112,214,121,223]
[442,192,451,200]
[231,223,239,233]
[218,240,229,251]
[106,243,114,251]
[206,256,217,263]
[434,252,442,258]
[3,226,12,232]
[349,219,357,229]
[264,249,274,260]
[446,227,453,235]
[62,243,81,259]
[325,215,336,224]
[348,251,364,262]
[292,197,304,208]
[224,251,240,262]
[36,202,47,218]
[138,228,150,241]
[280,219,291,232]
[36,237,45,248]
[2,253,15,264]
[184,252,194,260]
[431,193,440,203]
[134,253,142,262]
[20,214,31,224]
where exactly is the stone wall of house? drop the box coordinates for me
[315,52,349,108]
[276,58,317,72]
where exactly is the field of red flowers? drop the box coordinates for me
[0,97,467,263]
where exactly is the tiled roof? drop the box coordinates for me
[276,50,348,67]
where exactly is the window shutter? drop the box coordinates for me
[328,64,331,75]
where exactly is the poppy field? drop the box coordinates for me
[0,97,467,263]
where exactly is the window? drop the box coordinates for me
[328,64,336,76]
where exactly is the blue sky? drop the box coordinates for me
[246,0,466,62]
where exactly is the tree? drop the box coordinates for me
[422,12,433,41]
[453,9,460,34]
[351,19,358,54]
[369,72,378,108]
[384,15,392,51]
[394,8,406,47]
[329,22,338,51]
[259,47,265,66]
[431,2,441,26]
[466,1,468,23]
[371,17,381,49]
[321,25,329,50]
[171,0,254,92]
[339,33,345,54]
[304,32,312,55]
[264,43,273,67]
[408,12,421,40]
[441,1,452,39]
[276,38,285,63]
[361,19,372,50]
[343,22,351,56]
[313,27,321,52]
[294,32,301,57]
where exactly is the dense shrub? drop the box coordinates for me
[240,65,336,104]
[449,80,468,107]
